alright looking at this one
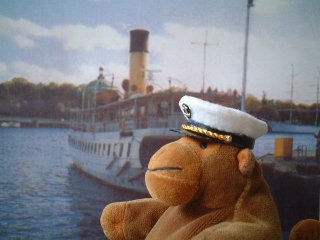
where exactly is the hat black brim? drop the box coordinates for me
[170,128,226,144]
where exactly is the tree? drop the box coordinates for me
[0,78,82,119]
[246,95,262,116]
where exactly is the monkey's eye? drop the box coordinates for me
[199,142,208,149]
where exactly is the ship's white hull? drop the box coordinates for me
[68,128,178,193]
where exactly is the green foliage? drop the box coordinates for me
[246,93,318,125]
[0,78,82,119]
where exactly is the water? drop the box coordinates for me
[0,128,317,239]
[255,132,316,157]
[0,128,145,240]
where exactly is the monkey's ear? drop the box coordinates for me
[237,149,255,177]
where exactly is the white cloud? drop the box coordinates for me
[13,61,78,84]
[11,61,128,88]
[0,62,7,76]
[0,15,127,51]
[13,35,35,48]
[0,15,50,37]
[51,24,127,51]
[0,15,50,49]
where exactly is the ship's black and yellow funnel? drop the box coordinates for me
[129,29,149,95]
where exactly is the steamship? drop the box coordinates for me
[68,29,239,193]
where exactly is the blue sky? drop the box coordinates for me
[0,0,319,103]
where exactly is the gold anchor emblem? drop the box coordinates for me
[182,103,191,118]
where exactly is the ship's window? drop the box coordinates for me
[140,106,145,115]
[94,143,97,154]
[103,143,106,155]
[119,143,124,157]
[91,143,94,153]
[127,143,131,157]
[107,144,111,156]
[98,143,102,155]
[110,112,115,121]
[102,113,107,121]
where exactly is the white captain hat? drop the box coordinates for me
[176,95,268,149]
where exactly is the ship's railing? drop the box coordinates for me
[70,112,185,133]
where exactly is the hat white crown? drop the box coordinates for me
[179,96,268,140]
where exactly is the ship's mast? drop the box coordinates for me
[191,30,218,98]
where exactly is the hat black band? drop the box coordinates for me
[182,121,255,149]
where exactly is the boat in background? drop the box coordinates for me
[0,122,20,128]
[67,29,239,193]
[269,121,319,134]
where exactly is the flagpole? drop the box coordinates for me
[241,0,254,112]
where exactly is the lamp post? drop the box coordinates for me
[289,64,294,124]
[168,77,187,91]
[81,86,86,132]
[241,0,254,112]
[316,69,320,126]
